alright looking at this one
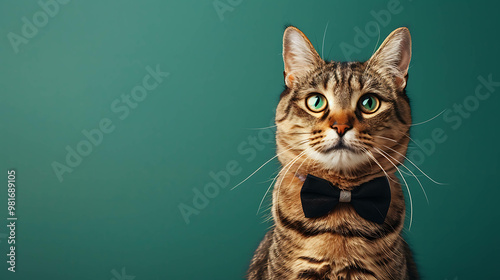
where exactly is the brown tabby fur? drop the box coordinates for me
[247,26,419,280]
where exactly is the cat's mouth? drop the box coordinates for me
[320,139,359,154]
[307,138,370,170]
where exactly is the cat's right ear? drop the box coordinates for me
[283,26,323,88]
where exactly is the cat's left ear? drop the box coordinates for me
[283,26,324,88]
[368,27,411,90]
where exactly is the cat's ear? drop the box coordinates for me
[283,26,323,88]
[368,27,411,90]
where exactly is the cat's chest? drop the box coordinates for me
[289,234,380,278]
[294,233,358,261]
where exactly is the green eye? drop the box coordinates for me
[358,94,380,114]
[306,94,327,112]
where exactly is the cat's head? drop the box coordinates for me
[276,26,412,185]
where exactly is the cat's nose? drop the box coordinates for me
[332,123,352,136]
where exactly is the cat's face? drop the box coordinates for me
[276,27,412,181]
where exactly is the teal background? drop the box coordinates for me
[0,0,498,279]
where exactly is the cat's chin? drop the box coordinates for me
[307,148,369,172]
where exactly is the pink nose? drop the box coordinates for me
[332,124,351,136]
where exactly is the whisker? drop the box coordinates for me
[276,149,310,192]
[365,150,392,184]
[369,23,381,59]
[257,146,310,214]
[382,144,446,185]
[286,132,313,135]
[231,139,308,190]
[399,169,414,176]
[257,171,281,214]
[371,135,419,151]
[372,135,398,143]
[321,21,329,59]
[291,155,310,186]
[256,155,302,214]
[392,128,427,152]
[376,147,429,205]
[363,23,381,75]
[372,127,426,152]
[411,109,446,126]
[351,141,398,184]
[373,147,414,230]
[246,124,277,130]
[274,149,310,221]
[358,146,374,170]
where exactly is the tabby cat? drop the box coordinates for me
[247,26,419,280]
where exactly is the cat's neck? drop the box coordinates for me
[294,168,393,190]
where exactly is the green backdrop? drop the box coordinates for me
[1,0,498,279]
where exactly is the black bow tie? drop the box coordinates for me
[300,174,391,224]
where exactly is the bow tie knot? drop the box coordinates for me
[300,174,391,224]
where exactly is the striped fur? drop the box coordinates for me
[247,27,419,280]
